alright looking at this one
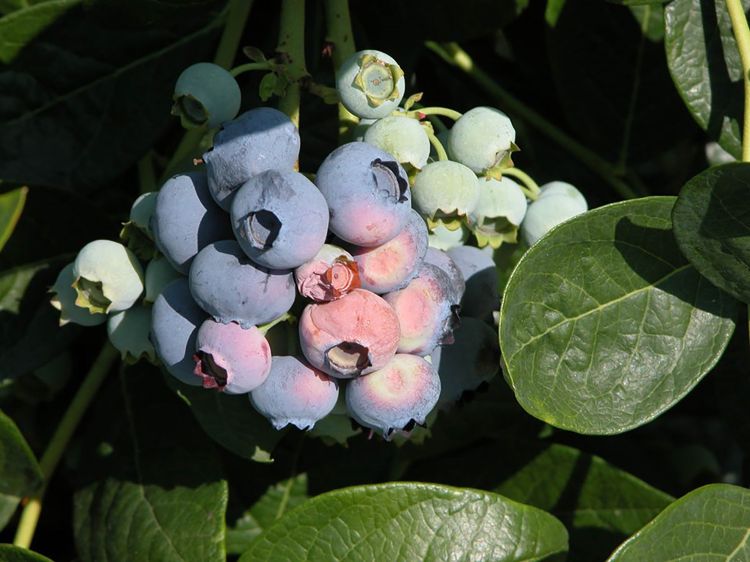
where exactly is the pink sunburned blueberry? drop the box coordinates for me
[193,319,271,394]
[250,355,339,430]
[348,208,428,294]
[383,263,460,355]
[298,288,400,378]
[345,353,441,439]
[295,244,360,302]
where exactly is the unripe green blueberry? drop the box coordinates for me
[427,221,470,251]
[129,192,158,235]
[411,161,480,228]
[50,263,107,327]
[364,115,431,169]
[521,181,588,246]
[469,176,528,248]
[336,50,405,119]
[107,304,156,364]
[144,256,182,303]
[120,191,159,259]
[72,240,144,314]
[448,107,517,176]
[172,62,241,129]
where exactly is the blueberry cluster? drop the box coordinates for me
[50,51,590,442]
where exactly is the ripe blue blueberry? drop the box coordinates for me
[520,181,588,246]
[316,142,411,247]
[336,50,405,119]
[231,169,329,269]
[250,355,339,430]
[203,107,301,210]
[151,278,208,386]
[447,245,498,319]
[422,247,465,304]
[172,62,241,129]
[151,171,231,274]
[189,240,296,328]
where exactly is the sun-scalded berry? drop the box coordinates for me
[231,170,329,269]
[72,240,144,314]
[189,240,295,329]
[316,142,411,247]
[151,278,207,386]
[336,50,405,119]
[299,289,400,379]
[250,355,339,430]
[203,107,300,210]
[383,263,459,355]
[144,256,182,303]
[520,181,588,246]
[193,319,271,394]
[469,176,527,248]
[172,62,241,129]
[50,263,107,327]
[448,106,517,177]
[348,209,428,294]
[151,171,231,274]
[345,353,440,439]
[295,244,360,302]
[447,245,498,319]
[423,247,465,303]
[411,161,479,229]
[430,317,499,408]
[107,304,156,364]
[364,115,430,169]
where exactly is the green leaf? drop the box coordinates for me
[0,409,43,531]
[0,0,80,63]
[607,484,750,560]
[0,187,26,253]
[239,483,569,561]
[0,0,28,16]
[0,2,223,191]
[499,197,738,434]
[166,376,284,463]
[545,0,565,27]
[672,162,750,304]
[664,0,747,159]
[74,366,228,562]
[226,474,309,555]
[406,441,673,562]
[0,545,53,562]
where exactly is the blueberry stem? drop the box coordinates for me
[425,127,448,161]
[501,167,541,200]
[324,0,359,141]
[276,0,307,130]
[13,342,119,549]
[258,312,294,336]
[726,0,750,162]
[230,61,272,77]
[426,41,643,200]
[407,107,462,121]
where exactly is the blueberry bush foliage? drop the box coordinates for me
[3,0,750,560]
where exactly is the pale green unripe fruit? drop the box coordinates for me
[364,115,431,169]
[172,62,241,129]
[129,192,158,236]
[107,304,156,364]
[144,256,182,303]
[448,107,517,175]
[521,182,588,246]
[50,263,107,327]
[427,222,470,251]
[73,240,144,314]
[470,177,528,248]
[336,50,405,119]
[411,161,480,228]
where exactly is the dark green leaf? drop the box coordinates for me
[0,0,80,63]
[499,197,738,434]
[0,545,53,562]
[0,3,223,191]
[545,0,565,27]
[673,162,750,304]
[0,187,27,253]
[73,366,228,562]
[226,474,309,555]
[0,409,43,530]
[240,483,569,562]
[547,1,694,165]
[0,0,27,15]
[608,0,669,5]
[406,440,673,562]
[166,375,284,463]
[608,484,750,560]
[664,0,747,159]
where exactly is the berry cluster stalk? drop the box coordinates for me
[324,0,358,141]
[13,343,119,549]
[276,0,307,129]
[425,41,642,201]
